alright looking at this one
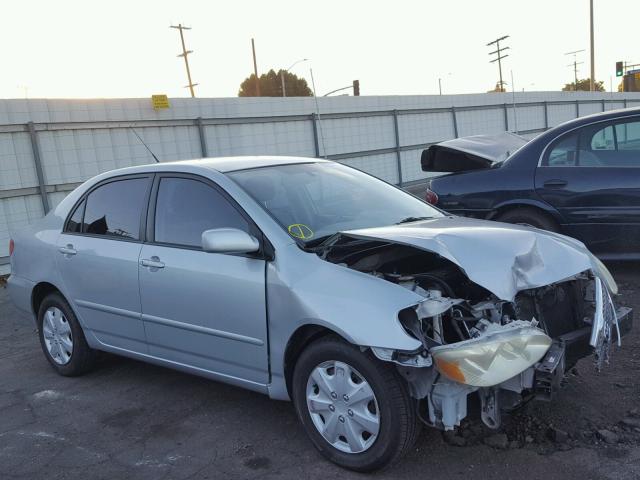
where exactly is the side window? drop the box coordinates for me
[154,177,250,248]
[83,178,149,240]
[615,120,640,151]
[546,133,578,166]
[65,199,85,233]
[590,125,615,150]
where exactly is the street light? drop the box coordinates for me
[281,58,308,97]
[438,73,452,95]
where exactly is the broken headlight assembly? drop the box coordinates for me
[430,322,552,387]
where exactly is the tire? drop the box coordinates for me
[292,336,420,472]
[496,207,559,232]
[37,292,96,376]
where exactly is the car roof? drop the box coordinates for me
[555,106,640,130]
[173,155,328,173]
[100,155,329,177]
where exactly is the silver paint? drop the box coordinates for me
[6,156,619,405]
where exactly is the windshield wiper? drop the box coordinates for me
[395,216,433,225]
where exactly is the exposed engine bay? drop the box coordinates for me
[321,238,628,431]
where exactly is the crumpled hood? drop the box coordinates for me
[340,216,615,302]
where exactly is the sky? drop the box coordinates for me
[1,0,638,99]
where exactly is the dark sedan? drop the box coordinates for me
[422,107,640,259]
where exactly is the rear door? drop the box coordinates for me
[138,174,269,386]
[56,175,152,352]
[535,117,640,255]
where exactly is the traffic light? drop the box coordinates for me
[616,61,624,77]
[352,80,360,96]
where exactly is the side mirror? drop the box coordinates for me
[201,228,260,254]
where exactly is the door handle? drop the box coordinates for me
[59,244,77,256]
[543,179,568,188]
[140,257,165,269]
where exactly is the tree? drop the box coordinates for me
[562,78,605,92]
[487,82,506,93]
[238,69,313,97]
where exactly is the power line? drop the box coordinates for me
[487,35,510,92]
[170,24,198,98]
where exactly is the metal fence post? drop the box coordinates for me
[451,106,459,138]
[26,121,50,214]
[311,113,320,157]
[196,117,208,157]
[624,99,628,109]
[543,101,549,130]
[575,100,580,117]
[503,103,509,131]
[601,99,606,112]
[392,110,403,186]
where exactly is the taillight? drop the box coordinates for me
[9,239,14,256]
[425,188,439,205]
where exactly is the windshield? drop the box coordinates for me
[229,162,443,244]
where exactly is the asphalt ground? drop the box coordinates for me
[1,262,639,480]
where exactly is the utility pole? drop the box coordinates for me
[487,36,510,92]
[170,24,197,98]
[589,0,595,91]
[251,38,260,96]
[565,49,585,90]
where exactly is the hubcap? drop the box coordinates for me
[42,307,73,365]
[306,360,380,454]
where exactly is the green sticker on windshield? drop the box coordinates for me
[288,224,314,240]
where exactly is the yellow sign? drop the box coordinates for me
[288,224,314,240]
[151,94,170,109]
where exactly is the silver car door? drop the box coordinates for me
[138,175,269,386]
[56,175,152,353]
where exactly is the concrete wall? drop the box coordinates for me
[2,91,640,273]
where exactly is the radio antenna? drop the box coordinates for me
[129,127,160,163]
[309,68,327,158]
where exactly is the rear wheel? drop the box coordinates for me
[37,293,96,376]
[292,336,419,472]
[496,207,559,232]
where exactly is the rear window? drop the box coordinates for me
[82,178,149,240]
[65,199,85,233]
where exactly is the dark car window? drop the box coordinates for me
[547,134,578,166]
[616,120,640,151]
[154,177,250,248]
[545,118,640,168]
[65,199,85,233]
[590,125,615,151]
[82,178,148,240]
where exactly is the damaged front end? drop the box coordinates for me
[319,228,633,431]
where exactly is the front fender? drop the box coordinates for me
[266,245,422,400]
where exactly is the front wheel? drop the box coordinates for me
[292,336,419,472]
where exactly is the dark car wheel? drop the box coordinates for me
[37,292,96,376]
[496,208,559,232]
[292,336,420,472]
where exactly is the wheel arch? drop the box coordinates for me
[488,199,563,225]
[283,324,348,399]
[31,281,64,317]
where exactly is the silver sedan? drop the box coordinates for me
[7,156,632,471]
